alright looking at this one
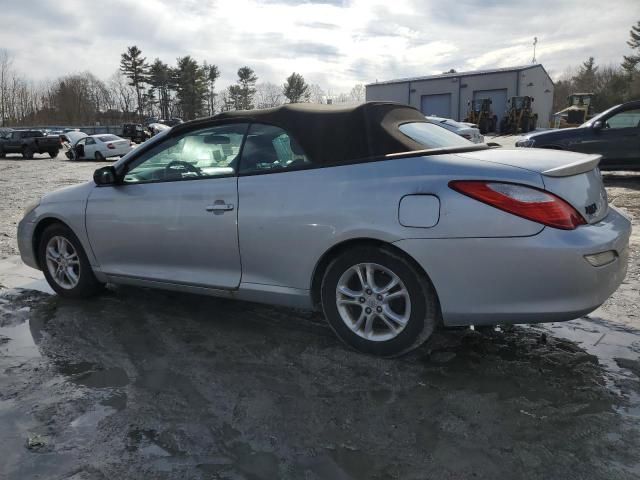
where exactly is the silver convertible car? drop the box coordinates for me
[18,103,631,356]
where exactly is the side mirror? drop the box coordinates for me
[94,166,117,186]
[592,120,603,131]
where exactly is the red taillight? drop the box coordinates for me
[449,181,586,230]
[107,143,115,149]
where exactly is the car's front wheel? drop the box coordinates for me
[38,224,103,298]
[321,247,439,357]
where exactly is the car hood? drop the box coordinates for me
[521,126,584,141]
[41,181,94,204]
[456,147,598,175]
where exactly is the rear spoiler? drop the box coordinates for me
[541,154,601,177]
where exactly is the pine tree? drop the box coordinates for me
[148,59,174,121]
[119,46,148,121]
[228,67,258,110]
[573,57,599,92]
[622,20,640,72]
[174,56,208,120]
[203,62,220,116]
[282,72,310,103]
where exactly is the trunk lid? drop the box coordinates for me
[457,148,608,224]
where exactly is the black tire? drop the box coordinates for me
[478,118,488,134]
[38,223,103,298]
[23,147,34,159]
[320,246,440,357]
[49,150,59,159]
[0,148,4,158]
[499,118,508,134]
[95,151,105,161]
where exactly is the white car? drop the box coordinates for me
[69,134,132,161]
[425,116,485,143]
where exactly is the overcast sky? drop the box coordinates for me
[0,0,638,91]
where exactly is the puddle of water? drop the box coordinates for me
[70,404,117,429]
[541,317,640,374]
[0,320,41,359]
[539,316,640,419]
[57,361,129,388]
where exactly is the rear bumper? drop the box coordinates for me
[394,207,631,326]
[106,147,130,157]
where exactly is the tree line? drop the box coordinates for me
[0,46,366,127]
[551,21,640,113]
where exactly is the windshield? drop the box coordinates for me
[399,122,472,149]
[581,104,621,127]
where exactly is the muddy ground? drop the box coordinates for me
[0,149,639,479]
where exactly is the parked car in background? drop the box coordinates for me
[0,129,61,159]
[121,123,150,144]
[18,103,630,357]
[66,134,131,161]
[516,100,640,170]
[425,116,485,143]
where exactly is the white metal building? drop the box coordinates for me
[366,64,555,128]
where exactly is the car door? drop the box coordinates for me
[85,122,248,289]
[74,138,87,159]
[84,137,97,158]
[236,123,319,289]
[596,107,640,169]
[8,131,22,152]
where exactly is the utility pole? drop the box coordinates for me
[532,37,538,64]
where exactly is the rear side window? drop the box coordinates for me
[239,124,312,174]
[399,122,471,149]
[97,135,119,142]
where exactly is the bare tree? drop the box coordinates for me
[255,82,284,109]
[349,84,365,104]
[0,49,13,126]
[308,84,325,104]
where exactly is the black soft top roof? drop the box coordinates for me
[209,102,427,165]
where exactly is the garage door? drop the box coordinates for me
[473,89,508,132]
[421,94,451,118]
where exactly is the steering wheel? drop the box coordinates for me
[165,160,202,176]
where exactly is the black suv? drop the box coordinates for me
[0,130,61,159]
[516,100,640,170]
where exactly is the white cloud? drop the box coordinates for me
[0,0,637,91]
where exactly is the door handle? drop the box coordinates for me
[206,203,234,212]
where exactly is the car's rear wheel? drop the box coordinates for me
[22,147,34,159]
[95,151,105,161]
[49,150,59,159]
[321,247,439,357]
[38,224,103,298]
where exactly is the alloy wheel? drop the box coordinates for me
[45,236,80,289]
[335,262,411,342]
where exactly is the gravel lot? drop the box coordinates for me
[0,146,639,479]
